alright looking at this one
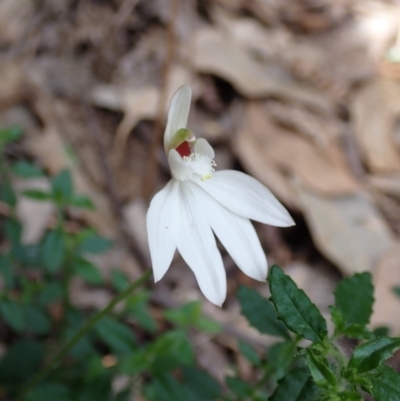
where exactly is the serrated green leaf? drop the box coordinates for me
[120,349,150,375]
[334,272,373,329]
[182,367,221,401]
[12,161,45,178]
[0,300,26,332]
[23,189,53,201]
[270,367,316,401]
[269,265,327,342]
[95,316,136,355]
[41,229,65,273]
[125,292,157,333]
[238,285,289,339]
[69,194,95,209]
[306,349,337,389]
[150,330,194,373]
[51,169,73,203]
[370,366,400,401]
[265,340,297,381]
[239,340,261,366]
[73,257,103,285]
[348,337,400,374]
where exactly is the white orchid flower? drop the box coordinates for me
[147,85,294,306]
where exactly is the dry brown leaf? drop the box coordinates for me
[371,244,400,335]
[235,103,359,200]
[25,126,117,236]
[298,186,394,276]
[351,78,400,173]
[188,27,333,112]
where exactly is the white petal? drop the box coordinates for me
[164,85,192,153]
[194,138,215,159]
[177,182,227,306]
[146,180,180,282]
[187,181,268,281]
[191,170,295,227]
[168,149,193,181]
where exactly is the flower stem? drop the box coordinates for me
[17,269,152,400]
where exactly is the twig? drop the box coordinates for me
[143,0,179,201]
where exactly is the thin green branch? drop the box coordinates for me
[17,269,152,400]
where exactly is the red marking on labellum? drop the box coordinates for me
[176,141,191,157]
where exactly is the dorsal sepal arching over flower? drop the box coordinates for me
[147,85,295,306]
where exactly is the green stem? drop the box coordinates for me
[17,269,152,400]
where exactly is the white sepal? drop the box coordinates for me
[191,170,295,227]
[188,181,268,281]
[146,180,180,282]
[177,182,227,306]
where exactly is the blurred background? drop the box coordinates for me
[1,0,400,398]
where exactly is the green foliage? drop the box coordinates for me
[1,134,400,401]
[269,265,327,342]
[331,272,374,338]
[237,285,289,339]
[12,161,45,178]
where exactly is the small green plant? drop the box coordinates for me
[1,125,400,401]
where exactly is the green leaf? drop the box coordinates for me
[24,305,51,335]
[265,340,297,381]
[12,161,45,178]
[111,270,130,292]
[370,366,400,401]
[0,300,26,332]
[41,229,65,273]
[269,265,327,342]
[120,349,151,375]
[0,254,14,287]
[26,383,72,401]
[182,367,221,401]
[79,234,113,254]
[238,285,289,339]
[0,340,43,388]
[239,340,261,366]
[95,316,136,355]
[69,194,95,209]
[150,330,194,373]
[125,292,157,333]
[23,189,53,201]
[306,349,337,389]
[38,282,63,306]
[0,126,23,145]
[0,182,17,207]
[73,257,103,285]
[51,169,73,203]
[348,337,400,374]
[143,374,189,401]
[226,376,253,398]
[393,286,400,298]
[5,218,22,246]
[334,272,374,329]
[270,367,316,401]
